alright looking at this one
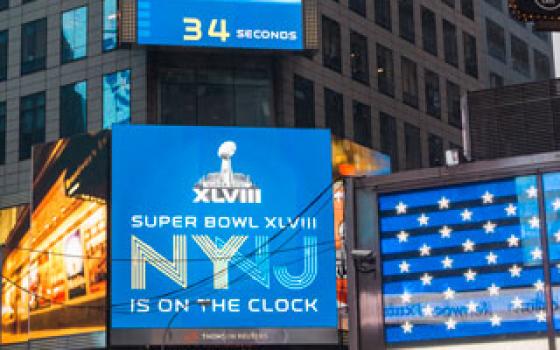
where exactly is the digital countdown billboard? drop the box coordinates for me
[110,126,337,346]
[136,0,304,50]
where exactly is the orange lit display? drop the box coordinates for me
[1,132,108,344]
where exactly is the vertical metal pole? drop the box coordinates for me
[345,178,359,350]
[537,174,557,350]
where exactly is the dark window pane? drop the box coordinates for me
[0,101,5,165]
[19,92,45,160]
[442,0,454,8]
[0,0,8,11]
[404,123,422,169]
[463,32,478,78]
[350,31,369,85]
[322,16,342,73]
[428,133,444,167]
[377,44,395,97]
[461,0,474,19]
[61,7,88,63]
[380,112,399,171]
[511,34,529,77]
[375,0,392,31]
[534,49,551,81]
[443,20,458,67]
[103,0,118,51]
[489,72,504,87]
[21,18,47,75]
[324,88,344,138]
[0,30,7,81]
[421,6,437,56]
[399,0,414,43]
[353,101,371,147]
[160,68,273,127]
[294,75,315,128]
[103,69,131,129]
[349,0,366,17]
[401,56,418,108]
[425,69,441,118]
[486,19,506,63]
[446,80,461,128]
[60,80,87,137]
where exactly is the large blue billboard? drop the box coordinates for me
[136,0,304,50]
[110,126,336,345]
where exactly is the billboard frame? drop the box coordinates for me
[346,151,560,350]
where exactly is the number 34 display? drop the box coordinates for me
[136,0,304,50]
[184,18,229,42]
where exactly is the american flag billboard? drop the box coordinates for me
[379,175,549,343]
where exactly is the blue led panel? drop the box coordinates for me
[379,176,548,343]
[542,172,560,330]
[136,0,304,50]
[110,126,337,331]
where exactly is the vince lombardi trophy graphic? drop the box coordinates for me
[194,141,261,203]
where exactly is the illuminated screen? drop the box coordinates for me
[1,131,109,345]
[136,0,304,50]
[542,172,560,330]
[379,176,548,343]
[110,126,336,345]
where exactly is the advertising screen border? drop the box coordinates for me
[130,0,310,51]
[108,126,339,346]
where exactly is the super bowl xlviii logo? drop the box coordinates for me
[535,0,560,10]
[193,141,262,204]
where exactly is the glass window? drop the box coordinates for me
[380,112,399,172]
[534,49,551,81]
[353,101,371,147]
[377,44,395,97]
[0,0,7,11]
[446,80,461,128]
[60,80,87,138]
[0,30,7,82]
[350,31,369,85]
[461,0,474,19]
[443,20,458,67]
[322,16,342,73]
[103,69,131,129]
[404,122,421,169]
[425,69,441,118]
[349,0,366,17]
[379,175,547,343]
[61,7,87,64]
[489,72,504,87]
[463,32,478,78]
[103,0,118,51]
[399,0,415,44]
[511,34,530,77]
[401,56,418,108]
[324,87,344,139]
[441,0,454,8]
[160,68,273,127]
[294,75,315,128]
[19,92,45,160]
[428,133,443,167]
[486,19,506,63]
[421,6,437,56]
[484,0,502,11]
[0,101,5,165]
[375,0,392,31]
[21,18,47,75]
